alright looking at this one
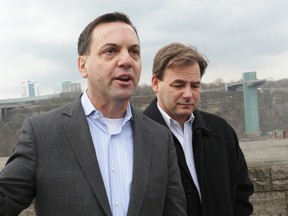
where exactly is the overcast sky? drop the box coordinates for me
[0,0,287,99]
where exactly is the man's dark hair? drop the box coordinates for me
[78,12,138,55]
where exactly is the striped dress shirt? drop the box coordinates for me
[81,92,133,216]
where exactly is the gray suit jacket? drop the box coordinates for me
[0,97,187,216]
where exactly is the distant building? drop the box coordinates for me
[21,82,27,97]
[54,81,82,94]
[62,81,82,93]
[21,81,40,97]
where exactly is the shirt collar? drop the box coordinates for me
[81,91,132,122]
[156,102,194,127]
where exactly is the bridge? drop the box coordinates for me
[0,94,60,122]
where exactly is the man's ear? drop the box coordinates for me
[151,75,160,93]
[78,56,88,78]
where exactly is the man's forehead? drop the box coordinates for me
[92,22,138,39]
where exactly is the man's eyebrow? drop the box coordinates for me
[100,43,118,48]
[191,81,201,84]
[100,43,140,50]
[170,79,201,85]
[170,79,186,85]
[129,44,141,49]
[173,79,185,83]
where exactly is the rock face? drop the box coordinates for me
[1,138,288,215]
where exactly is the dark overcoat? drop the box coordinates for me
[144,98,254,216]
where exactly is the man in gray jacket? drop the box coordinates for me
[0,13,187,216]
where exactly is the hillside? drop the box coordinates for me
[0,88,288,156]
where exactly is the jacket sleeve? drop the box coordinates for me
[234,136,254,216]
[0,118,36,215]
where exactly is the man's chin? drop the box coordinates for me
[177,109,194,116]
[114,92,133,102]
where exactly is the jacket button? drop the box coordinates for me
[186,189,193,198]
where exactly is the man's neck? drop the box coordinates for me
[87,92,129,118]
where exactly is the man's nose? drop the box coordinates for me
[182,86,193,98]
[118,50,133,68]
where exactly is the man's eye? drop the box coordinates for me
[171,84,184,88]
[130,49,140,57]
[191,85,200,89]
[104,48,116,54]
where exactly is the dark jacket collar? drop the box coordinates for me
[144,97,211,135]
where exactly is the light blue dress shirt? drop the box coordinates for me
[81,91,133,216]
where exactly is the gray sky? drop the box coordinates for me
[0,0,287,99]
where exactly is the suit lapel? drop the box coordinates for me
[192,130,204,198]
[127,110,151,216]
[61,98,112,216]
[173,136,193,179]
[192,110,208,199]
[144,98,192,180]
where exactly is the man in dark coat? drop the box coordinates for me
[144,42,254,216]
